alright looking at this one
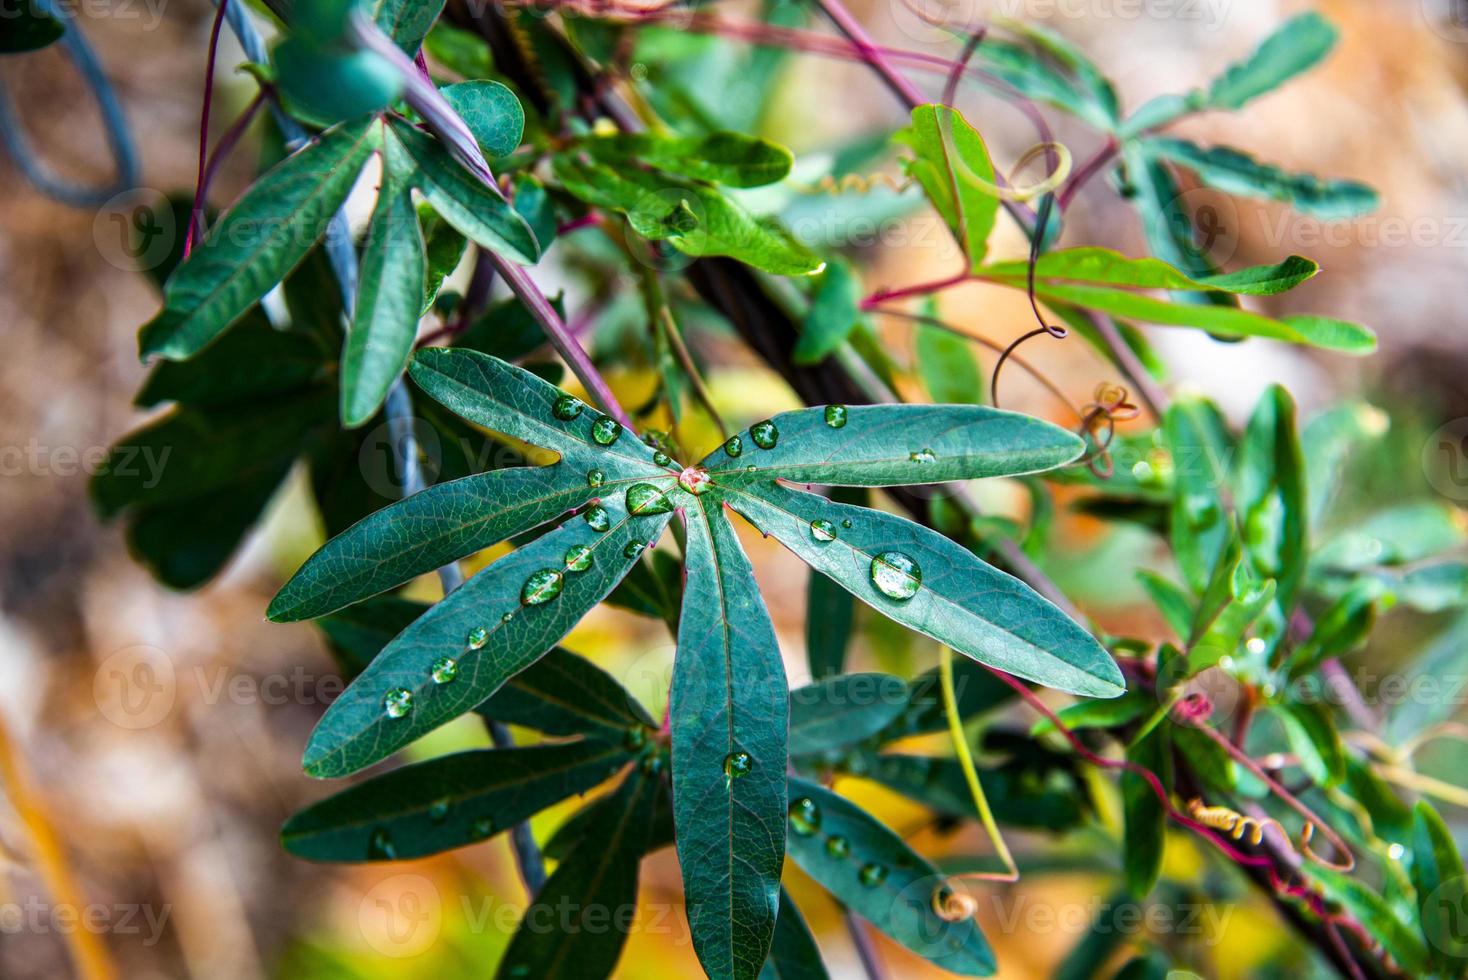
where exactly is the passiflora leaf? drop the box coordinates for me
[721,481,1125,698]
[299,489,674,777]
[1122,726,1169,898]
[967,38,1111,129]
[1146,137,1378,220]
[672,499,786,980]
[1235,384,1306,610]
[139,117,378,360]
[788,673,910,756]
[341,167,426,426]
[1165,393,1233,594]
[440,80,526,159]
[476,646,656,741]
[978,248,1319,296]
[1410,801,1468,973]
[586,130,794,188]
[385,116,540,265]
[373,0,446,54]
[793,261,862,365]
[1203,12,1338,111]
[280,740,631,861]
[784,778,995,975]
[495,768,664,979]
[274,39,402,126]
[703,403,1084,487]
[135,310,327,410]
[806,568,855,679]
[759,891,828,980]
[894,104,999,265]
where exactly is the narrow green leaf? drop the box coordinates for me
[1166,393,1233,593]
[1411,801,1468,973]
[589,130,794,188]
[476,646,656,741]
[1122,726,1169,898]
[806,569,855,679]
[672,500,786,980]
[1309,867,1429,974]
[1275,701,1345,786]
[1029,691,1148,736]
[722,481,1124,698]
[704,404,1084,487]
[894,104,999,264]
[139,117,378,360]
[1147,137,1378,220]
[342,169,426,426]
[281,741,631,861]
[1205,12,1338,110]
[299,491,674,777]
[1235,384,1306,609]
[440,80,525,159]
[511,172,557,253]
[784,778,995,975]
[979,247,1319,296]
[968,39,1112,129]
[419,204,467,314]
[759,891,828,980]
[386,116,540,265]
[788,674,909,756]
[495,769,663,979]
[1135,571,1195,641]
[845,752,1085,830]
[793,262,862,365]
[916,320,983,403]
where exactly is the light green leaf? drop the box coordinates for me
[588,130,794,188]
[721,481,1124,698]
[1411,801,1468,973]
[1165,393,1233,593]
[1235,384,1306,609]
[1310,867,1428,975]
[280,740,631,861]
[341,169,426,426]
[916,320,983,403]
[1029,691,1148,736]
[979,247,1318,296]
[894,104,999,264]
[440,80,525,159]
[793,262,862,365]
[1274,701,1345,787]
[703,404,1084,487]
[1204,12,1338,110]
[672,500,786,980]
[139,117,378,360]
[784,779,995,975]
[1136,571,1195,641]
[1147,137,1378,220]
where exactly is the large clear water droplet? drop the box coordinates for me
[652,451,673,467]
[466,626,489,650]
[909,448,936,464]
[587,469,605,488]
[723,751,752,786]
[591,415,623,446]
[552,395,584,421]
[750,419,779,449]
[520,569,565,606]
[583,504,611,532]
[564,545,593,573]
[809,519,837,542]
[859,862,888,887]
[626,483,674,516]
[679,466,712,495]
[825,835,851,858]
[788,797,822,836]
[623,541,647,560]
[870,551,921,600]
[825,405,848,429]
[368,827,397,859]
[383,688,414,719]
[431,656,458,684]
[724,434,744,458]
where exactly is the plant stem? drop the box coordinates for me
[844,911,887,980]
[939,645,1018,881]
[810,0,926,109]
[1084,310,1167,419]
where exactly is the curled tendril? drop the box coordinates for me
[1187,798,1285,846]
[1172,692,1215,724]
[1076,383,1141,478]
[931,880,980,922]
[793,172,913,195]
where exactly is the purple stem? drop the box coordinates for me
[811,0,926,109]
[185,0,231,256]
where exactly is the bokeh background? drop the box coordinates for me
[2,0,1467,977]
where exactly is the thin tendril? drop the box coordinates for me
[185,0,231,258]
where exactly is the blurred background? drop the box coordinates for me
[2,0,1467,976]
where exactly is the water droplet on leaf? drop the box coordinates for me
[428,798,450,824]
[809,519,838,542]
[825,405,848,428]
[788,797,821,836]
[653,451,673,467]
[520,569,564,606]
[750,419,779,449]
[626,483,674,516]
[587,469,605,487]
[466,626,488,650]
[724,434,744,458]
[552,395,584,421]
[841,519,852,529]
[470,817,494,840]
[383,688,413,719]
[723,751,752,784]
[623,541,647,560]
[825,835,850,858]
[369,827,397,859]
[431,656,458,684]
[678,466,712,495]
[583,504,611,532]
[564,545,593,572]
[870,551,921,600]
[858,863,888,887]
[591,415,623,446]
[909,448,936,464]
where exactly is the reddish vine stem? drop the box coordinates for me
[810,0,926,109]
[184,0,232,257]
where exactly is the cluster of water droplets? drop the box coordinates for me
[788,796,889,888]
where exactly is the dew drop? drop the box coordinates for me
[858,863,888,887]
[431,656,459,684]
[470,817,494,841]
[583,504,611,532]
[383,688,413,719]
[750,419,779,450]
[626,483,674,516]
[552,395,584,421]
[466,626,489,650]
[653,451,673,467]
[623,541,647,560]
[788,797,822,836]
[520,569,565,606]
[587,469,605,488]
[501,611,515,624]
[679,466,712,495]
[1387,842,1406,861]
[564,545,594,573]
[909,448,936,464]
[723,751,752,785]
[427,798,450,824]
[824,405,848,429]
[591,415,623,446]
[368,827,397,860]
[724,434,744,458]
[870,551,922,601]
[809,519,838,543]
[841,519,852,529]
[825,835,851,858]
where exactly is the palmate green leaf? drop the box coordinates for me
[1029,282,1375,353]
[703,403,1084,487]
[269,349,670,621]
[1146,138,1378,220]
[1203,12,1338,111]
[759,891,828,980]
[1165,393,1233,593]
[476,646,656,741]
[551,152,822,275]
[440,81,525,159]
[373,0,446,54]
[784,778,995,975]
[720,481,1124,698]
[1235,385,1306,609]
[495,767,663,980]
[788,673,910,756]
[341,167,426,426]
[672,499,786,980]
[1411,801,1468,974]
[978,248,1318,296]
[793,261,862,365]
[894,104,999,264]
[299,489,674,777]
[139,117,378,360]
[385,116,540,265]
[586,130,794,188]
[280,740,631,862]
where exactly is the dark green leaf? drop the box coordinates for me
[1122,726,1169,898]
[847,752,1085,830]
[788,674,909,756]
[440,80,525,159]
[783,778,995,975]
[281,740,631,861]
[317,596,428,674]
[672,500,786,980]
[135,312,327,409]
[1411,800,1468,973]
[1029,691,1148,736]
[419,204,467,314]
[759,891,828,980]
[806,570,855,680]
[274,40,401,126]
[1146,137,1378,220]
[476,646,656,740]
[588,130,794,188]
[871,659,1015,742]
[0,5,64,53]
